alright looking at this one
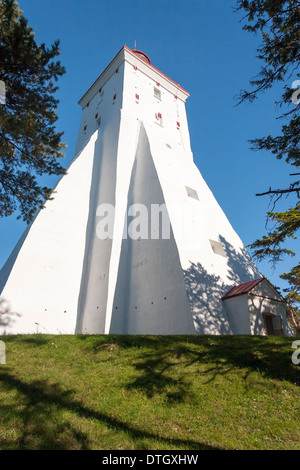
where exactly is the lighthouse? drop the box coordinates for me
[0,46,291,336]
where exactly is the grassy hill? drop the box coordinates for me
[0,334,299,450]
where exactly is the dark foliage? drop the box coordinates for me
[0,0,66,222]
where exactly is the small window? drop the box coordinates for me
[154,87,161,100]
[155,112,163,126]
[96,116,101,127]
[186,186,199,200]
[209,239,226,257]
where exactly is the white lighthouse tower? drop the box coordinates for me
[0,46,291,336]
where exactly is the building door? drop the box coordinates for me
[263,314,274,335]
[263,314,283,336]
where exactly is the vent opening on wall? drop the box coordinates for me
[154,87,161,100]
[209,239,226,257]
[155,112,163,126]
[185,186,199,200]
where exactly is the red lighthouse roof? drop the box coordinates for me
[79,45,189,106]
[132,49,151,65]
[126,46,189,96]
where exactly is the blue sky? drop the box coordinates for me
[0,0,298,292]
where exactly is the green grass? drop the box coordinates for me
[0,334,299,450]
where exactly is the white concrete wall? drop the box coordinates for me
[75,66,125,334]
[120,58,260,334]
[251,279,283,302]
[248,280,291,335]
[0,133,97,334]
[248,295,290,336]
[222,281,291,336]
[222,295,251,335]
[0,46,264,335]
[109,124,195,334]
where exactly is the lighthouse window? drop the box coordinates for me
[155,112,163,126]
[185,186,199,200]
[154,87,161,100]
[209,240,226,257]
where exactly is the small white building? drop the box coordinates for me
[0,47,292,336]
[222,278,290,336]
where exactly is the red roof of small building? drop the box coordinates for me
[221,278,264,300]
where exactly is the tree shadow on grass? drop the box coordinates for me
[18,336,50,346]
[126,348,195,404]
[92,334,299,403]
[0,370,222,450]
[0,335,298,450]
